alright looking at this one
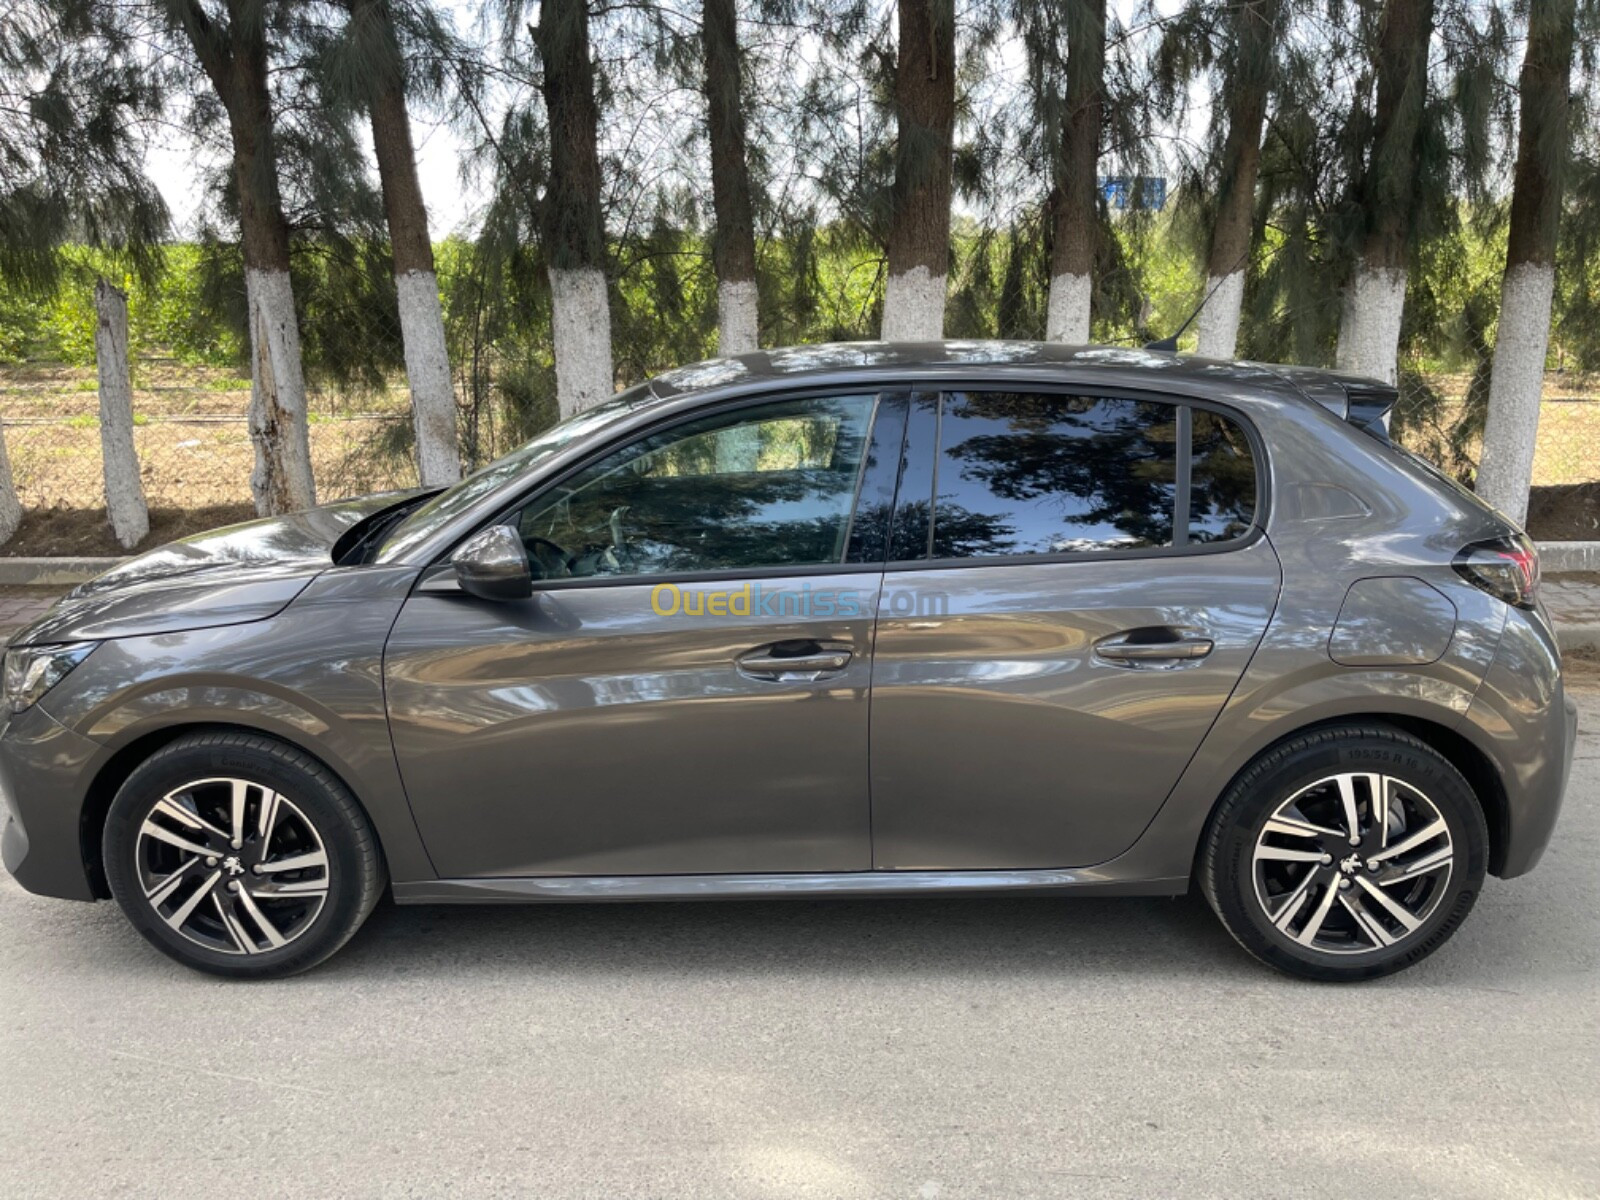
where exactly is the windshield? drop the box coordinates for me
[376,383,661,562]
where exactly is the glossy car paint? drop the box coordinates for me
[0,343,1574,910]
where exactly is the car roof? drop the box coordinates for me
[646,340,1383,417]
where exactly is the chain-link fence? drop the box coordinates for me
[0,355,1597,554]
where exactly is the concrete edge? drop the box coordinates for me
[1540,542,1600,574]
[1557,625,1600,654]
[0,557,125,585]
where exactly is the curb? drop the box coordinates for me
[0,557,124,586]
[1557,625,1600,653]
[1539,542,1600,574]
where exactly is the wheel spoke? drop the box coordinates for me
[1355,876,1422,933]
[144,857,200,906]
[1394,844,1454,878]
[252,877,329,898]
[258,790,281,845]
[1372,777,1393,850]
[212,891,257,954]
[235,886,289,949]
[1254,845,1327,864]
[1335,775,1365,842]
[154,797,229,843]
[1368,818,1448,865]
[1339,893,1398,947]
[1264,814,1342,840]
[256,850,328,875]
[140,819,214,859]
[162,869,222,932]
[229,780,249,848]
[1294,879,1341,946]
[1271,869,1320,932]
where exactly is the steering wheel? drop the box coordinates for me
[523,535,575,579]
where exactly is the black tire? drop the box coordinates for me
[103,731,385,979]
[1200,724,1488,982]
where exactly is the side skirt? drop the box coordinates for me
[393,869,1191,905]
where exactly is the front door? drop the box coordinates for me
[385,391,903,879]
[869,390,1282,870]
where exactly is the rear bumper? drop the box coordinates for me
[1462,606,1576,879]
[0,705,104,901]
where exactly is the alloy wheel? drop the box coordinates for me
[1251,772,1455,955]
[134,777,330,956]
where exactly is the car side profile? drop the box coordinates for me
[0,342,1576,981]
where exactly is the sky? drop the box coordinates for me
[138,0,1200,244]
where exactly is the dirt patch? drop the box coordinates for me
[1526,483,1600,541]
[1561,643,1600,683]
[5,504,257,557]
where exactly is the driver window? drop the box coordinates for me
[512,394,877,581]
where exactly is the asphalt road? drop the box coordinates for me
[2,689,1597,1199]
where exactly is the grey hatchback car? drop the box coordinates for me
[0,343,1575,980]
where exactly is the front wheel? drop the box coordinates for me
[103,732,385,978]
[1200,725,1488,982]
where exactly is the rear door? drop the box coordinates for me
[869,389,1281,870]
[385,391,906,879]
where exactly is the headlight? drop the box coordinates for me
[2,642,97,714]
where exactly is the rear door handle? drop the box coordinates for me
[736,640,854,681]
[1094,632,1215,666]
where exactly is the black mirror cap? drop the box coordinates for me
[452,525,534,601]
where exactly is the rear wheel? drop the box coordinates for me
[1201,725,1488,981]
[103,732,384,978]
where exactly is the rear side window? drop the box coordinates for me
[1189,409,1257,543]
[927,392,1179,558]
[898,392,1258,562]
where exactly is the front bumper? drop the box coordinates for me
[1462,605,1577,879]
[0,704,106,901]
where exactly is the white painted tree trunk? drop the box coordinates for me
[549,267,614,419]
[1334,266,1408,385]
[0,422,22,547]
[244,268,316,514]
[394,269,460,486]
[1476,261,1557,527]
[1195,271,1246,360]
[717,278,759,356]
[1046,273,1092,343]
[93,279,149,549]
[880,266,946,342]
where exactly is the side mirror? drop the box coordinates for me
[451,525,533,601]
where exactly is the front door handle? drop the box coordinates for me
[1094,631,1215,666]
[736,640,854,681]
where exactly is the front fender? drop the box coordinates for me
[37,565,437,887]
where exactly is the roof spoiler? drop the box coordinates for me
[1269,366,1398,443]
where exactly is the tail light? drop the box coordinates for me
[1453,534,1540,609]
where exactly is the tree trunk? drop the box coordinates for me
[358,0,460,486]
[180,0,316,514]
[702,0,760,356]
[1475,0,1577,525]
[536,0,614,418]
[94,278,149,549]
[1046,0,1105,344]
[1195,0,1278,360]
[1334,0,1435,385]
[0,424,22,547]
[881,0,955,342]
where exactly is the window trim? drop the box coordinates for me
[882,385,1268,575]
[424,386,908,593]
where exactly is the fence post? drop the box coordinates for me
[0,422,21,547]
[94,278,149,550]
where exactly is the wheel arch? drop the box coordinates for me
[78,721,392,900]
[1192,712,1510,880]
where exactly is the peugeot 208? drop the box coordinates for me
[0,344,1575,980]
